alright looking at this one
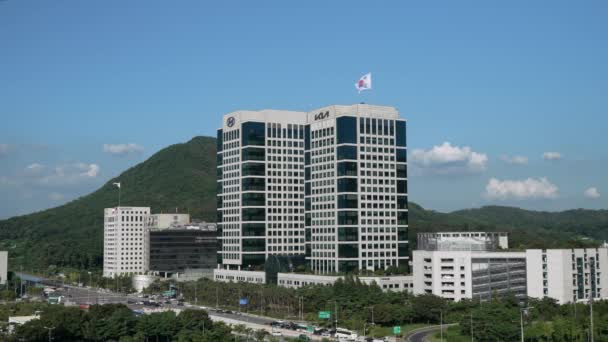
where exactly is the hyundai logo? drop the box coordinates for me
[227,117,235,127]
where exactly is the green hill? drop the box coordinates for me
[0,136,606,271]
[0,136,217,271]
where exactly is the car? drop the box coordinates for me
[271,331,282,337]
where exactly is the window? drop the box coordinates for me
[337,161,357,176]
[338,244,359,258]
[396,149,407,163]
[338,178,358,192]
[242,147,265,161]
[338,211,358,225]
[241,208,265,221]
[338,194,358,208]
[396,121,406,147]
[242,122,265,146]
[242,163,265,176]
[337,145,357,160]
[338,227,359,241]
[336,116,357,144]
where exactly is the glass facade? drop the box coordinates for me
[242,122,265,146]
[149,229,217,274]
[336,116,357,144]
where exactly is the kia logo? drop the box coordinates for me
[314,111,329,121]
[227,117,235,127]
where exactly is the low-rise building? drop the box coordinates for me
[277,273,414,292]
[526,248,608,304]
[213,269,266,284]
[413,250,527,302]
[144,221,217,278]
[417,232,508,252]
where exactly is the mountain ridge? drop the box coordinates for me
[1,136,606,271]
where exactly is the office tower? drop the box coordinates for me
[217,110,307,270]
[103,206,150,278]
[305,104,408,273]
[216,104,408,274]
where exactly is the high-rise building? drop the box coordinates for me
[216,104,408,274]
[217,110,307,270]
[305,105,408,273]
[103,206,150,278]
[526,248,608,304]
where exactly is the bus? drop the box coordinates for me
[334,328,358,341]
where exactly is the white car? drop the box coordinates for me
[271,331,282,337]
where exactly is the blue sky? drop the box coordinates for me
[1,0,607,218]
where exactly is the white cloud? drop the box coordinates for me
[584,187,601,199]
[36,163,100,186]
[2,162,100,188]
[103,143,143,156]
[485,177,559,200]
[500,155,528,165]
[411,142,488,175]
[25,163,45,174]
[0,144,9,156]
[543,152,562,160]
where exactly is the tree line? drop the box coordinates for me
[7,303,234,342]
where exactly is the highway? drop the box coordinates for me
[18,273,324,340]
[405,324,457,342]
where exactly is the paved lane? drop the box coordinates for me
[405,324,457,342]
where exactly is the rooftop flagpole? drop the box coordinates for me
[113,182,121,207]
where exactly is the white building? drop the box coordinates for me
[103,206,150,278]
[417,232,508,251]
[277,273,413,293]
[216,104,408,275]
[0,251,7,285]
[413,250,527,302]
[526,248,608,304]
[145,213,190,230]
[214,269,266,284]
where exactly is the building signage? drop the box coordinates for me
[227,117,236,127]
[314,111,329,121]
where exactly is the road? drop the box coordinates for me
[405,324,457,342]
[18,273,323,340]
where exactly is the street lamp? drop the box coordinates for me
[44,326,55,342]
[520,306,534,342]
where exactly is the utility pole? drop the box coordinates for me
[590,297,594,342]
[520,309,524,342]
[44,326,54,342]
[440,310,443,342]
[334,301,338,330]
[194,282,198,306]
[216,286,219,308]
[470,311,474,342]
[259,289,263,316]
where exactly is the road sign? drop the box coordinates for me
[319,311,331,319]
[239,298,248,305]
[393,326,401,335]
[307,326,314,333]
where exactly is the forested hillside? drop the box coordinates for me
[0,136,605,271]
[0,136,217,270]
